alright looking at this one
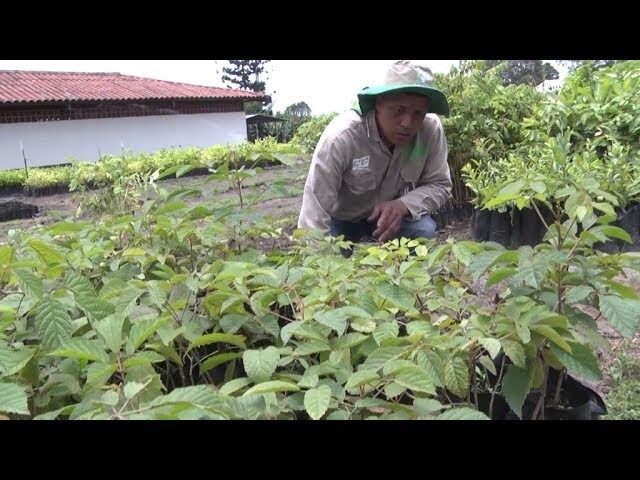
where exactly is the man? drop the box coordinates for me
[298,60,452,245]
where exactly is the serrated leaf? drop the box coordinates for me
[361,346,406,371]
[478,355,497,375]
[550,343,602,381]
[0,346,36,377]
[415,350,445,387]
[373,321,399,346]
[501,339,526,368]
[606,281,639,300]
[122,248,146,257]
[148,385,229,411]
[486,268,517,288]
[469,250,505,282]
[350,317,377,333]
[345,369,380,390]
[126,317,167,354]
[35,298,72,351]
[479,338,501,359]
[595,225,632,243]
[48,338,110,363]
[146,343,182,366]
[15,269,43,299]
[28,239,65,266]
[394,365,436,394]
[84,362,118,390]
[565,285,594,304]
[33,404,74,420]
[376,284,415,311]
[76,295,114,322]
[219,377,252,396]
[531,325,572,353]
[444,356,469,397]
[65,271,96,298]
[124,381,148,400]
[502,362,534,419]
[413,398,444,418]
[280,321,302,345]
[201,352,243,374]
[298,373,319,389]
[313,309,348,336]
[0,382,29,415]
[187,333,247,352]
[599,295,640,338]
[304,385,331,420]
[330,332,368,350]
[94,314,125,354]
[242,380,299,396]
[243,347,280,383]
[293,341,331,356]
[122,351,165,368]
[438,407,489,420]
[451,241,483,267]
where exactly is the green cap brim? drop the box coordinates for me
[357,84,450,116]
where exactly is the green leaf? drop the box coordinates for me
[65,271,96,298]
[596,225,632,243]
[501,340,526,368]
[243,347,280,383]
[122,248,147,257]
[219,377,252,396]
[76,295,115,322]
[187,333,247,352]
[330,332,368,350]
[565,285,594,304]
[451,241,483,267]
[394,365,436,394]
[373,321,399,346]
[350,317,377,333]
[48,221,89,235]
[469,250,505,282]
[592,202,616,216]
[48,338,110,363]
[313,309,348,336]
[126,317,167,354]
[304,385,331,420]
[298,373,319,389]
[146,343,182,366]
[415,350,445,387]
[531,325,572,353]
[361,346,406,371]
[438,407,490,420]
[486,268,517,288]
[0,245,14,267]
[550,343,602,382]
[502,362,534,419]
[94,315,125,354]
[122,351,165,368]
[413,398,445,418]
[484,180,526,208]
[0,346,36,377]
[376,284,415,311]
[28,239,65,265]
[84,362,118,390]
[35,297,72,351]
[0,382,30,415]
[293,340,332,357]
[242,380,299,397]
[33,404,74,420]
[280,321,302,345]
[345,369,380,390]
[599,295,640,338]
[124,381,148,400]
[478,355,497,375]
[606,281,639,300]
[201,352,243,374]
[148,385,229,411]
[479,338,501,359]
[444,356,469,398]
[15,269,43,300]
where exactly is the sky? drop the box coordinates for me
[0,60,568,115]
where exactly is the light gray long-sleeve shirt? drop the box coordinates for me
[298,109,452,233]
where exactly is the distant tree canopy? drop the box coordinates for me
[483,60,559,86]
[221,60,271,114]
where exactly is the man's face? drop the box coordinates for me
[375,93,429,148]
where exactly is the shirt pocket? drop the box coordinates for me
[343,168,376,195]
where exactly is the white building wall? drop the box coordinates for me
[0,112,247,170]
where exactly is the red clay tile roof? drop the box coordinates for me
[0,71,268,104]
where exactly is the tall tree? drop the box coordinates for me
[221,60,271,114]
[484,60,559,86]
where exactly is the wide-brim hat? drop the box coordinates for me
[357,60,450,116]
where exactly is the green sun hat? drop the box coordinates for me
[357,61,450,117]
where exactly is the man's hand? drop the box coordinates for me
[367,199,409,242]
